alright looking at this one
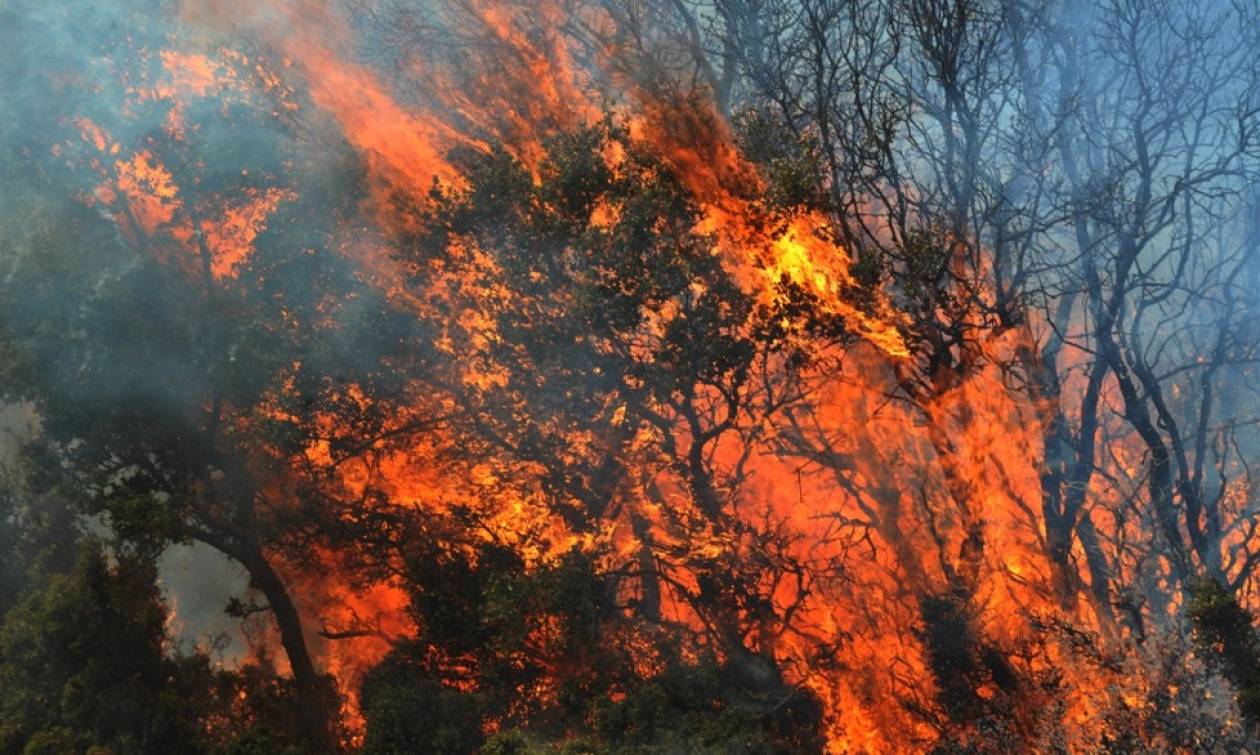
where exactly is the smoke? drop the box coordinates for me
[0,0,307,669]
[158,542,251,659]
[3,0,1260,749]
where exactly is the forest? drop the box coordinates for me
[2,0,1260,752]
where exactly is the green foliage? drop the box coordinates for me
[1088,630,1253,753]
[0,540,213,754]
[590,657,824,754]
[358,528,823,754]
[403,119,760,528]
[1188,577,1260,723]
[0,16,423,749]
[0,463,78,618]
[359,664,483,755]
[360,119,826,753]
[732,108,828,213]
[218,728,306,755]
[894,228,954,320]
[0,477,316,754]
[386,538,623,729]
[206,656,334,753]
[474,655,825,754]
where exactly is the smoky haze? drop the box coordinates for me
[1,0,1260,752]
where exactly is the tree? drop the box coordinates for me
[0,4,441,748]
[359,520,822,753]
[373,116,824,741]
[0,539,215,754]
[655,0,1260,742]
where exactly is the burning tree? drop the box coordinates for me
[2,0,1260,752]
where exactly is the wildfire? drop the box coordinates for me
[42,0,1251,751]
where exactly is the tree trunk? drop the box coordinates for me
[236,543,339,754]
[187,525,338,753]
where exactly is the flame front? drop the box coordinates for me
[21,0,1260,751]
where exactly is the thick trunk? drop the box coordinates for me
[237,544,338,754]
[187,525,338,753]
